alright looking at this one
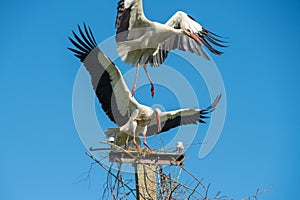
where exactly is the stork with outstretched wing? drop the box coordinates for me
[116,0,227,97]
[68,24,221,150]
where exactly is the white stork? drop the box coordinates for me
[116,0,227,97]
[68,24,222,150]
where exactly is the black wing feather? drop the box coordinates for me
[68,24,129,126]
[81,24,97,47]
[67,47,84,56]
[198,27,229,54]
[88,26,97,47]
[146,95,222,136]
[78,25,95,50]
[115,0,132,42]
[72,31,92,52]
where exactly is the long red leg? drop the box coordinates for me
[143,64,155,98]
[131,63,140,96]
[133,138,140,149]
[142,128,153,151]
[132,122,140,149]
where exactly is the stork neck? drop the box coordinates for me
[136,0,145,18]
[175,28,185,35]
[139,0,153,24]
[138,0,143,9]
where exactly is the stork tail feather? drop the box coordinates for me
[105,128,141,147]
[105,128,121,138]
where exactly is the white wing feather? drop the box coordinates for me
[166,11,203,33]
[160,108,200,123]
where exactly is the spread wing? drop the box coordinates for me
[150,11,227,66]
[146,94,222,136]
[68,24,141,126]
[115,0,149,42]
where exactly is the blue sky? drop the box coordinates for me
[0,0,300,199]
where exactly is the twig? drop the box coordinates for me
[73,162,97,188]
[181,166,207,191]
[167,183,181,199]
[187,183,200,199]
[241,187,271,200]
[85,152,137,199]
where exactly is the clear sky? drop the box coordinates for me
[0,0,299,199]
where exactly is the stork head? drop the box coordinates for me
[154,108,162,133]
[182,29,201,44]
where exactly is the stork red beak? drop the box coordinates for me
[189,33,201,44]
[156,113,162,133]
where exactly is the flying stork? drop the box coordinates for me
[116,0,227,97]
[68,24,222,150]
